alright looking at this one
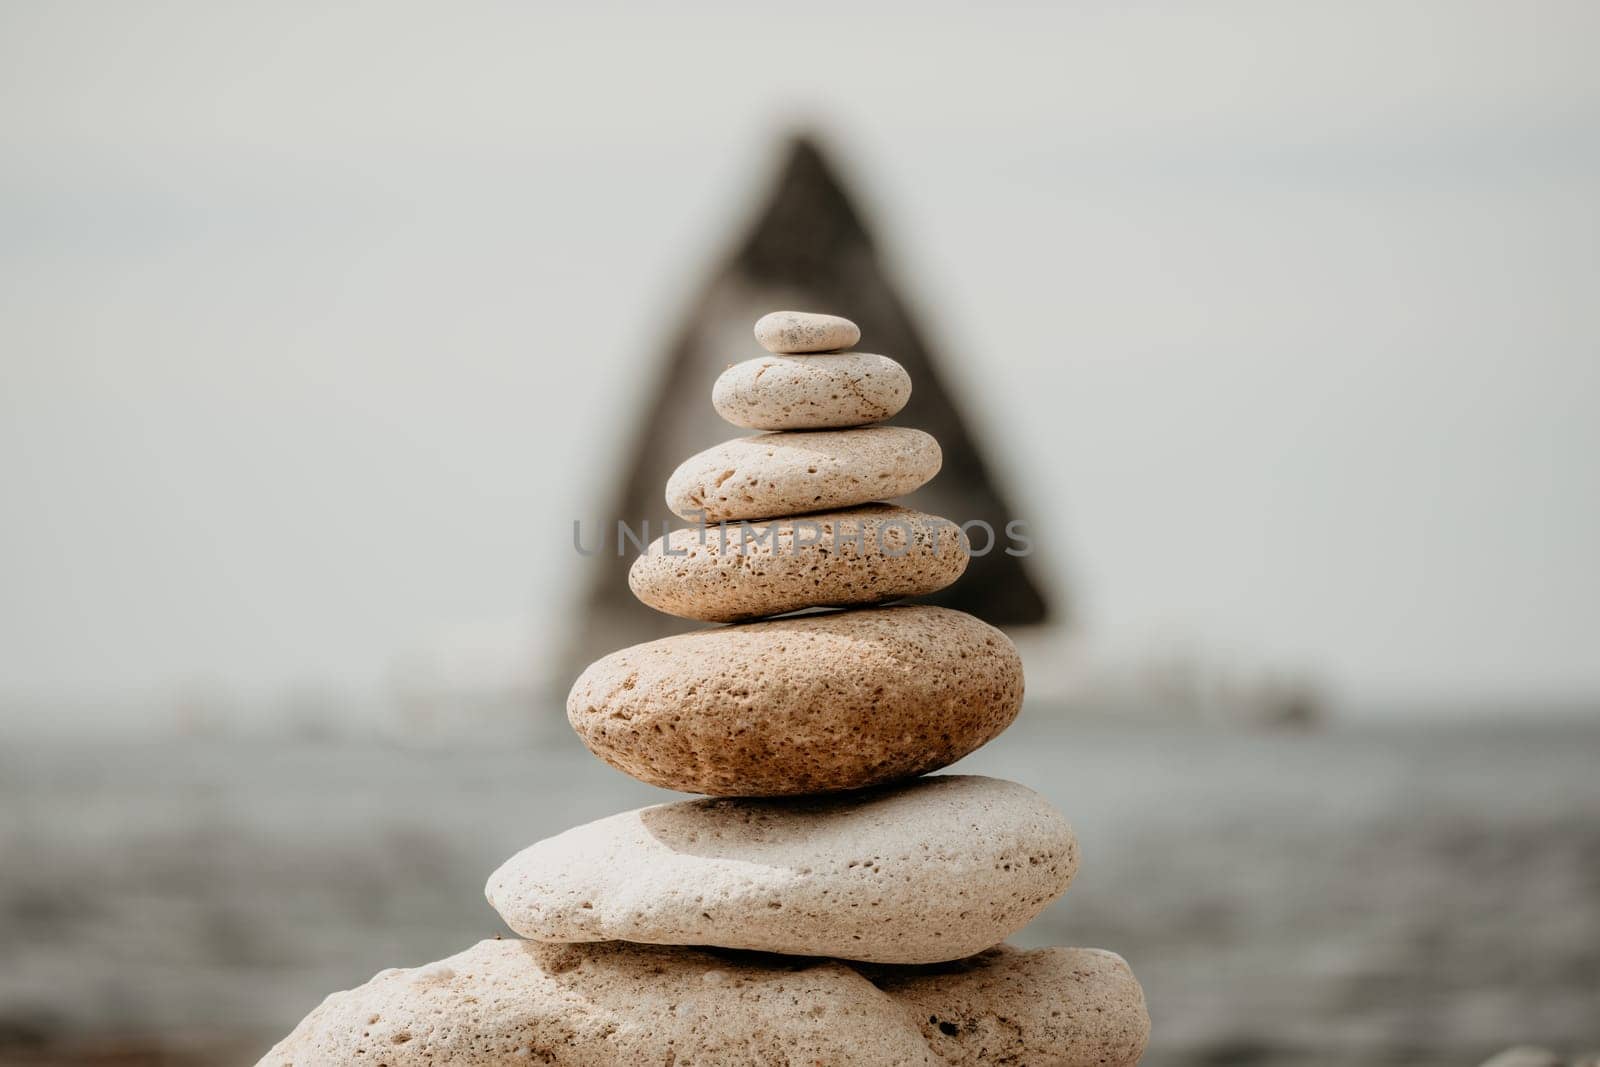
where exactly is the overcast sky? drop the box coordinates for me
[2,1,1597,718]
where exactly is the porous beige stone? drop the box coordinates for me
[713,352,911,430]
[255,938,933,1067]
[865,945,1151,1067]
[568,605,1021,794]
[257,939,1148,1067]
[666,427,941,522]
[754,309,860,353]
[628,505,968,622]
[485,775,1076,964]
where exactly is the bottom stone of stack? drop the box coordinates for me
[257,938,1149,1067]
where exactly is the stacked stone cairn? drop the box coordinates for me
[260,311,1150,1066]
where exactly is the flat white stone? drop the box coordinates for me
[485,775,1077,964]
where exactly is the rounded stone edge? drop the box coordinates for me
[625,505,969,622]
[563,607,1024,795]
[753,310,861,354]
[710,352,912,431]
[484,775,1076,963]
[663,428,943,523]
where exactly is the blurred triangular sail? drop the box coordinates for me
[569,135,1053,673]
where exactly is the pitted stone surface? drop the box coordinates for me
[567,605,1022,795]
[256,939,1147,1067]
[666,427,940,522]
[485,775,1076,964]
[865,944,1151,1067]
[713,352,911,430]
[628,505,967,622]
[754,310,860,353]
[254,938,932,1066]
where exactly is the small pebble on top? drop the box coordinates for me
[754,310,860,353]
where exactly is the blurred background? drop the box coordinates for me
[2,2,1598,1064]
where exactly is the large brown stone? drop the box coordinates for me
[567,605,1023,796]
